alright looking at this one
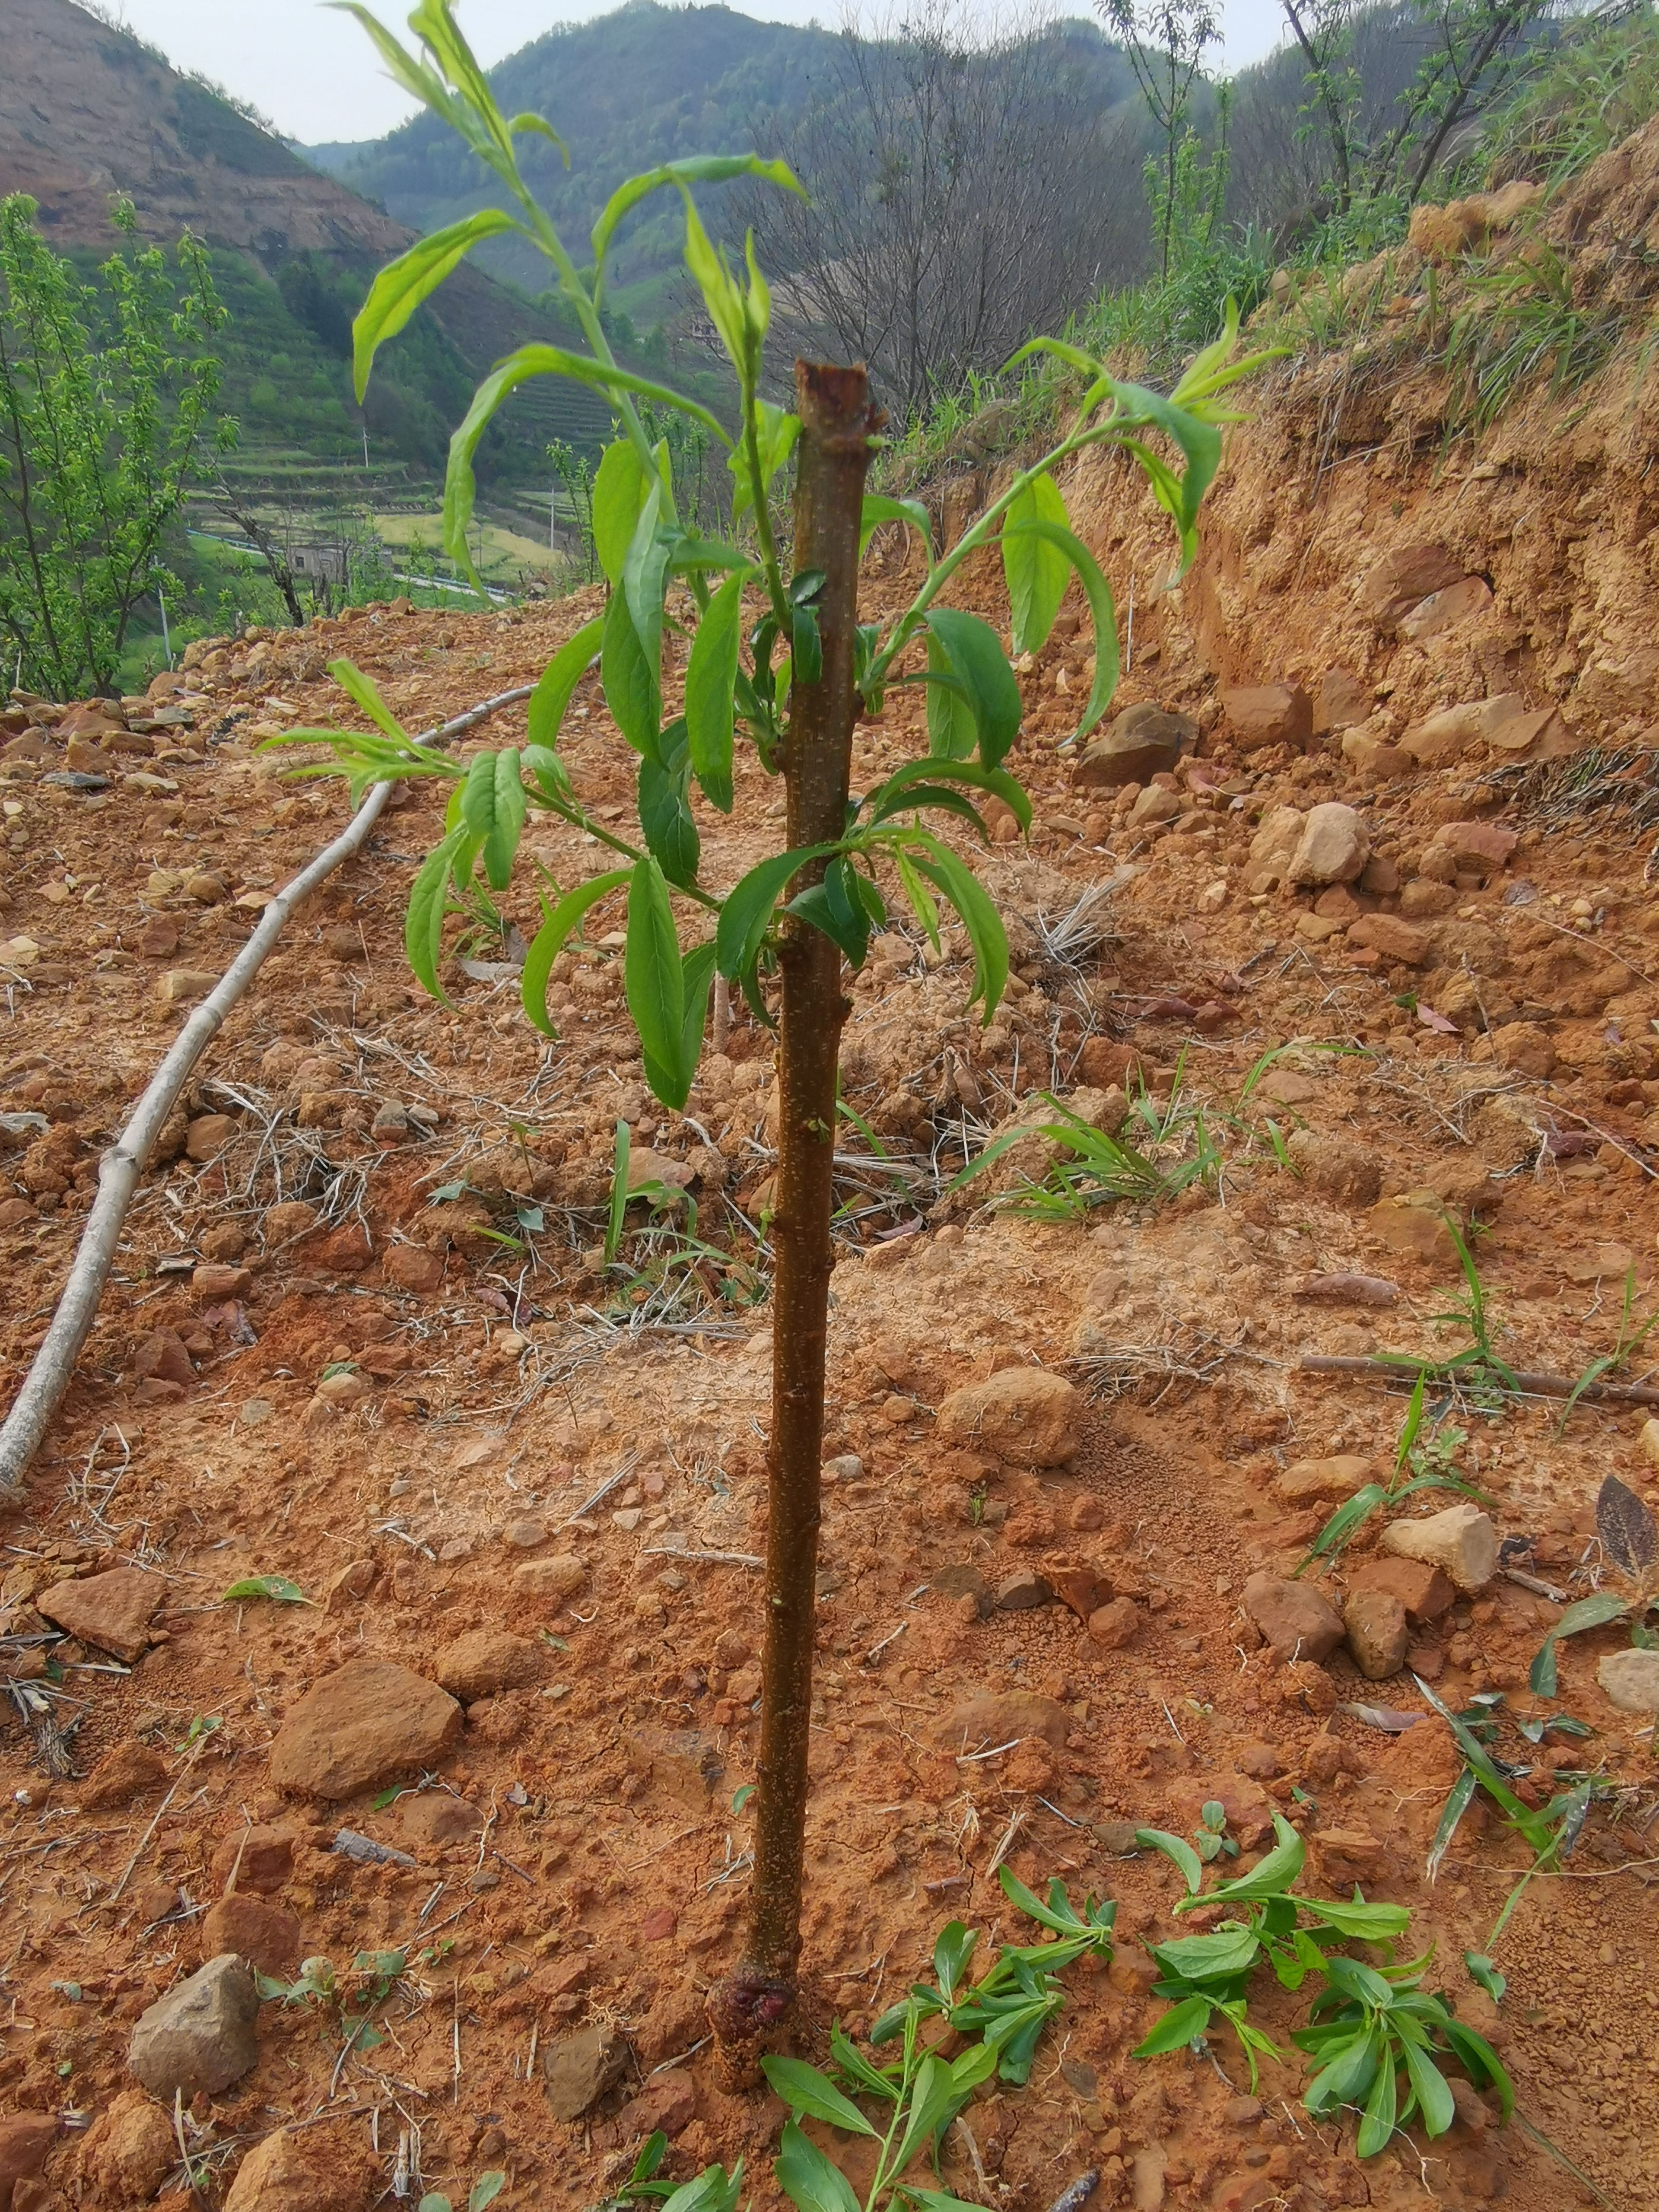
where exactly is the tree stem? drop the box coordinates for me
[709,359,877,2048]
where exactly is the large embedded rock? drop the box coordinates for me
[267,1659,461,1799]
[935,1365,1081,1466]
[1220,683,1312,752]
[129,1955,259,2100]
[1359,543,1465,629]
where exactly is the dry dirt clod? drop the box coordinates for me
[542,2021,629,2121]
[434,1627,544,1700]
[128,1953,259,2101]
[35,1565,162,1662]
[1344,1589,1410,1680]
[1598,1649,1659,1711]
[222,2124,376,2211]
[1241,1572,1345,1665]
[0,2115,56,2206]
[78,2089,175,2203]
[265,1657,462,1798]
[934,1366,1081,1466]
[200,1894,302,1977]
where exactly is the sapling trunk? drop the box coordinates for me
[709,360,877,2047]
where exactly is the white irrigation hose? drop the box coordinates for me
[0,684,531,1497]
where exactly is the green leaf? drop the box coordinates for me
[352,207,517,401]
[922,608,1022,769]
[527,616,603,752]
[625,858,687,1109]
[1152,1927,1261,1983]
[1303,2026,1381,2114]
[221,1575,311,1605]
[859,492,932,561]
[468,2175,508,2212]
[924,629,978,763]
[1002,516,1119,745]
[933,1921,978,2002]
[775,2119,861,2212]
[602,581,661,760]
[1356,2041,1398,2157]
[1134,1826,1203,1892]
[679,941,717,1087]
[417,2195,452,2212]
[680,193,748,369]
[788,857,871,967]
[731,1782,756,1814]
[903,832,1007,1019]
[591,154,800,296]
[760,2056,877,2137]
[715,845,843,980]
[405,824,475,1000]
[731,400,799,529]
[1002,470,1071,656]
[1131,1994,1212,2058]
[444,346,726,585]
[520,870,630,1036]
[1303,1897,1412,1942]
[864,756,1032,835]
[1427,1767,1477,1883]
[1402,2040,1456,2138]
[593,438,650,585]
[458,749,526,892]
[1529,1590,1631,1697]
[905,2192,994,2212]
[639,722,700,890]
[1176,1814,1304,1913]
[686,567,747,812]
[1306,1483,1389,1563]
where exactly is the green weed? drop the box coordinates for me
[949,1064,1222,1221]
[1442,241,1623,435]
[1300,1370,1494,1571]
[1557,1267,1659,1430]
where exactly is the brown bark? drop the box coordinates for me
[708,362,879,2049]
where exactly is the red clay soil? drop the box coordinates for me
[5,144,1659,2212]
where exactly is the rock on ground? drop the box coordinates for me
[1381,1503,1497,1592]
[267,1658,461,1799]
[1344,1589,1410,1679]
[128,1954,259,2100]
[35,1567,163,1662]
[0,2114,56,2204]
[1241,1572,1345,1664]
[1346,1556,1454,1623]
[1071,702,1196,787]
[1284,1131,1382,1207]
[79,2091,174,2204]
[1288,802,1369,887]
[223,2125,375,2211]
[434,1628,544,1702]
[1598,1649,1659,1711]
[1275,1454,1374,1506]
[200,1895,302,1978]
[543,2022,629,2120]
[934,1366,1081,1466]
[79,1739,167,1811]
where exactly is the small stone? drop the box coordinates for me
[1284,1131,1381,1207]
[543,2022,629,2121]
[512,1552,587,1605]
[823,1452,863,1482]
[930,1563,991,1616]
[133,1328,194,1386]
[1428,820,1519,875]
[994,1568,1053,1611]
[1346,1555,1454,1623]
[80,1739,168,1811]
[1072,702,1197,788]
[435,1629,543,1702]
[263,1200,319,1244]
[1240,802,1305,894]
[1087,1597,1141,1649]
[129,1954,259,2100]
[239,1398,275,1428]
[1344,1589,1410,1679]
[81,2090,175,2204]
[615,2069,697,2140]
[384,1243,444,1292]
[1042,1555,1110,1621]
[1360,542,1466,628]
[939,1690,1071,1750]
[1346,912,1430,964]
[210,1826,294,1895]
[1276,1454,1374,1506]
[1640,1418,1659,1471]
[1241,1572,1345,1665]
[156,968,218,1007]
[1221,682,1313,752]
[1382,1503,1497,1592]
[1288,802,1369,887]
[200,1895,302,1978]
[267,1659,462,1798]
[36,1566,162,1662]
[222,2125,375,2211]
[370,1101,409,1139]
[135,915,179,958]
[501,1517,549,1551]
[0,1196,38,1230]
[1597,1649,1659,1712]
[623,1726,726,1808]
[1367,1194,1458,1267]
[934,1365,1081,1466]
[192,1262,253,1300]
[1289,1271,1399,1306]
[184,1113,237,1160]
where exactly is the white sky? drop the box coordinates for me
[94,0,1292,145]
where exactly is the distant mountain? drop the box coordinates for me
[308,3,1140,319]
